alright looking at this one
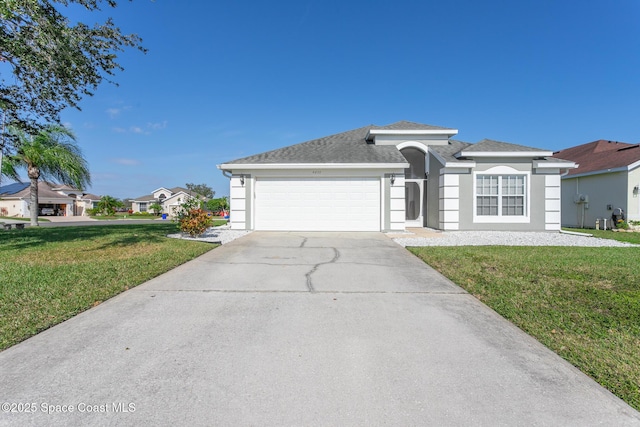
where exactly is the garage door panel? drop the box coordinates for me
[255,177,381,231]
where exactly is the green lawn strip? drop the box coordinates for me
[564,227,640,245]
[0,223,215,350]
[0,217,50,222]
[408,246,640,411]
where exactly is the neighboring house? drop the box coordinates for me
[0,181,101,217]
[130,187,198,216]
[217,121,576,232]
[552,140,640,228]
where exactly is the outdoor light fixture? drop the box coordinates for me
[390,174,396,185]
[240,174,245,186]
[634,184,639,194]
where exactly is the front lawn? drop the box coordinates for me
[0,223,215,350]
[409,245,640,411]
[1,216,50,222]
[564,227,640,245]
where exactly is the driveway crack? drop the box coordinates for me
[305,247,339,292]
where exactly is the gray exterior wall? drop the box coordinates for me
[561,171,628,228]
[457,160,548,231]
[425,158,556,232]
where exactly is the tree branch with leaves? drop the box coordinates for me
[0,0,146,144]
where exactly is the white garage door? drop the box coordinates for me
[255,177,381,231]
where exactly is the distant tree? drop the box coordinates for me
[206,196,229,213]
[4,125,91,226]
[185,182,214,199]
[0,0,146,144]
[96,195,123,216]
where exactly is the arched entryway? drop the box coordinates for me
[400,147,427,227]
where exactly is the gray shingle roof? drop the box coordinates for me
[0,182,76,199]
[429,140,473,163]
[461,139,551,154]
[222,123,428,165]
[81,193,102,200]
[131,186,192,202]
[369,120,456,131]
[220,122,554,167]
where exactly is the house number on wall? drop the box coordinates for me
[312,170,322,174]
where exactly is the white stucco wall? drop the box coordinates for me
[628,167,640,221]
[229,175,247,230]
[226,168,405,231]
[544,174,562,230]
[0,199,28,217]
[439,173,460,230]
[389,174,406,231]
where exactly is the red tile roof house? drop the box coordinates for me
[217,121,576,232]
[0,181,101,217]
[553,140,640,228]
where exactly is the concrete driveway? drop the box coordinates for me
[1,232,639,426]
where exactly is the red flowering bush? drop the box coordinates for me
[178,208,213,237]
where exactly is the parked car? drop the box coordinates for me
[40,207,55,216]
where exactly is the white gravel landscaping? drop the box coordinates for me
[390,230,639,247]
[167,224,252,244]
[168,225,637,248]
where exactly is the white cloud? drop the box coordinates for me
[110,121,167,135]
[147,121,168,130]
[106,105,131,119]
[111,158,141,166]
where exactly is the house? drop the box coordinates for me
[217,121,576,232]
[129,187,199,216]
[0,181,101,217]
[552,140,640,228]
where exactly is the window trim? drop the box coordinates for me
[473,166,530,223]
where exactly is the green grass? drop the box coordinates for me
[564,227,640,245]
[408,245,640,411]
[89,212,156,220]
[1,216,50,222]
[0,223,216,350]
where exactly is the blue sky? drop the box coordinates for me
[46,0,640,198]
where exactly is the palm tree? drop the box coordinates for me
[5,125,91,226]
[96,195,123,216]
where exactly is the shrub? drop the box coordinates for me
[86,207,100,216]
[616,220,629,230]
[131,212,155,217]
[178,208,213,237]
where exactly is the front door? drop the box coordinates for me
[401,147,427,227]
[405,179,425,227]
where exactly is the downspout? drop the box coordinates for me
[576,177,585,229]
